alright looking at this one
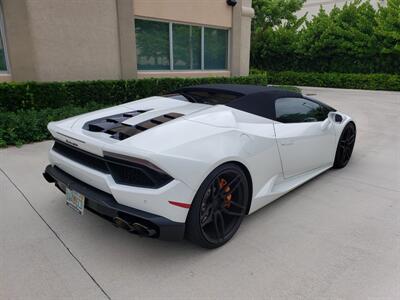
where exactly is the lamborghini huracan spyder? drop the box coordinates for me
[43,84,356,248]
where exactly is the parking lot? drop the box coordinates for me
[1,87,399,299]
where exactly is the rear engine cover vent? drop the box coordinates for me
[83,111,183,141]
[83,110,148,132]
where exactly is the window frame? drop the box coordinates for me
[135,17,230,72]
[135,18,171,71]
[274,97,332,124]
[171,23,202,71]
[203,26,230,71]
[0,2,10,74]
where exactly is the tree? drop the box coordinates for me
[251,18,305,70]
[251,0,307,70]
[252,0,306,31]
[250,0,400,73]
[375,0,400,54]
[297,1,378,59]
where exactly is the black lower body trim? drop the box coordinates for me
[43,165,185,241]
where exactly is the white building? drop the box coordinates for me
[296,0,386,19]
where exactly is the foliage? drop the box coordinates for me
[0,75,268,112]
[0,103,105,147]
[251,0,400,73]
[252,0,306,30]
[267,71,400,90]
[375,0,400,54]
[269,84,301,92]
[251,20,302,71]
[0,75,268,147]
[2,71,400,147]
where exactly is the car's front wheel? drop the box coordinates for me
[186,163,249,248]
[333,122,356,169]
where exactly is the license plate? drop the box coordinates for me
[66,188,85,215]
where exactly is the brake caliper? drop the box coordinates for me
[219,178,232,208]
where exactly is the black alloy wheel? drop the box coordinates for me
[186,163,249,248]
[333,122,356,168]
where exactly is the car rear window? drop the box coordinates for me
[164,91,242,105]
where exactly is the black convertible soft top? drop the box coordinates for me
[174,84,303,120]
[176,84,301,97]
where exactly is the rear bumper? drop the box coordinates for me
[43,165,185,241]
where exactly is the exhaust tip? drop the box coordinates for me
[131,222,157,237]
[43,172,55,183]
[113,217,131,231]
[113,217,157,237]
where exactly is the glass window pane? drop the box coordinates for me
[0,31,6,71]
[204,28,228,70]
[0,9,7,71]
[135,19,170,70]
[180,90,240,105]
[275,98,328,123]
[173,24,201,70]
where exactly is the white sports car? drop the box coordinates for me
[43,84,356,248]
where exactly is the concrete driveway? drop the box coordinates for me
[1,87,399,299]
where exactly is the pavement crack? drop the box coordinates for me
[0,167,112,300]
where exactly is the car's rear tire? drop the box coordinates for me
[333,122,356,169]
[185,163,249,249]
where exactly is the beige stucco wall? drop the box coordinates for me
[134,0,232,28]
[231,0,253,77]
[27,0,121,81]
[1,0,37,81]
[5,0,122,82]
[117,0,138,79]
[1,0,252,82]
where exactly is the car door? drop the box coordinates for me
[273,97,336,178]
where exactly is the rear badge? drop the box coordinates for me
[65,139,79,147]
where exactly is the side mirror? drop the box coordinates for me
[322,112,343,130]
[328,111,343,124]
[335,114,343,123]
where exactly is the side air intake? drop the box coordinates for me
[83,111,184,141]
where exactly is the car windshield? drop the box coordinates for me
[164,90,242,105]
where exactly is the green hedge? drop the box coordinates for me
[267,71,400,91]
[0,103,106,147]
[0,75,268,147]
[0,75,268,112]
[1,72,399,147]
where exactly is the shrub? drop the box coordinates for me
[0,75,268,112]
[251,0,400,74]
[267,71,400,91]
[0,75,269,147]
[0,102,106,147]
[1,71,399,148]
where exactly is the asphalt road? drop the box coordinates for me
[1,87,399,299]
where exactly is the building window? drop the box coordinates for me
[173,24,201,70]
[204,28,228,70]
[0,3,8,72]
[135,19,170,70]
[135,19,229,71]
